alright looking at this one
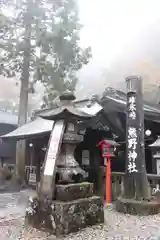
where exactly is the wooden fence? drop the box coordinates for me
[8,164,37,185]
[111,172,160,201]
[7,165,160,200]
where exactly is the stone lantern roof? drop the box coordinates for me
[99,139,120,146]
[39,90,93,121]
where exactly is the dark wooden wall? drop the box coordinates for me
[0,123,17,164]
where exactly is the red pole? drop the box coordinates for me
[106,157,111,204]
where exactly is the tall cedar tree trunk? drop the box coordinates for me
[16,0,32,182]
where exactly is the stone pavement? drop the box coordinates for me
[0,191,160,239]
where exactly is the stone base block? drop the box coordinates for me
[55,182,93,201]
[116,196,160,215]
[25,196,104,236]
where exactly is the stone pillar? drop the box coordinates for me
[115,76,158,215]
[124,76,149,200]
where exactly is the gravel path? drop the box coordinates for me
[0,189,34,240]
[22,205,160,240]
[0,191,160,239]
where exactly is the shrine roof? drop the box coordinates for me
[101,90,160,122]
[1,117,54,139]
[1,100,103,140]
[2,89,160,140]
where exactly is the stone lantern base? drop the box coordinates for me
[25,182,104,236]
[116,196,160,215]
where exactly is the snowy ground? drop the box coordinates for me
[0,190,160,239]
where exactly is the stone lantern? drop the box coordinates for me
[39,90,90,186]
[25,90,104,236]
[149,136,160,175]
[56,121,87,183]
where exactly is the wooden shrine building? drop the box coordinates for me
[2,89,160,191]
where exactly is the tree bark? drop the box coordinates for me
[16,0,32,182]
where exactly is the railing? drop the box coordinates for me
[147,173,160,186]
[7,164,37,185]
[7,164,15,173]
[111,172,160,201]
[5,165,160,200]
[25,166,36,185]
[111,172,125,201]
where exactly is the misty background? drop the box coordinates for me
[1,0,160,114]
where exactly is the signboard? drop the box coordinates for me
[44,120,65,176]
[29,173,36,184]
[82,150,90,165]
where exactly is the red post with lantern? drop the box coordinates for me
[97,139,119,205]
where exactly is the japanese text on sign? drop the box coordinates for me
[127,94,138,173]
[128,96,136,120]
[127,126,138,173]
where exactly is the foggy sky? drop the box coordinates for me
[76,0,160,100]
[2,0,160,105]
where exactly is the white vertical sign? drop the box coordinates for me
[29,172,36,184]
[156,159,160,175]
[82,150,90,165]
[44,120,65,176]
[127,95,138,174]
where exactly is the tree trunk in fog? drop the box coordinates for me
[16,0,32,183]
